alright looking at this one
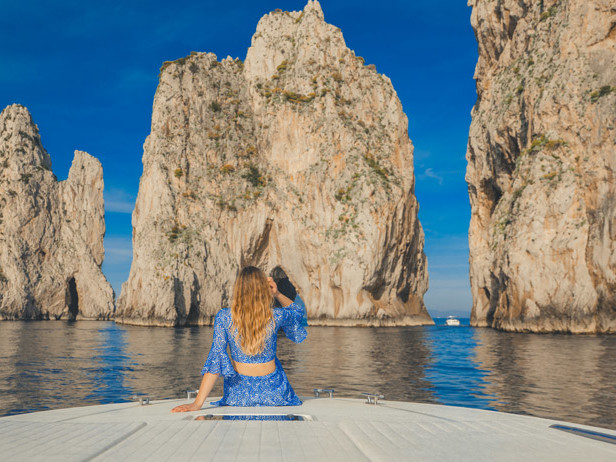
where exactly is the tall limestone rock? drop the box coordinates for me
[467,0,616,332]
[0,104,114,320]
[116,0,430,326]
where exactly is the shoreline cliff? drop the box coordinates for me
[467,0,616,333]
[0,104,114,320]
[116,0,432,327]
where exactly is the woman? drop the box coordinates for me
[171,266,307,412]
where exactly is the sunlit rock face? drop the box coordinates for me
[0,104,114,320]
[467,0,616,333]
[116,0,431,327]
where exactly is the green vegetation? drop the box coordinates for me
[210,101,222,112]
[363,153,389,181]
[540,5,558,22]
[542,171,559,180]
[167,223,186,243]
[334,92,352,106]
[174,168,183,179]
[242,163,267,187]
[159,61,173,75]
[495,217,511,233]
[590,85,616,103]
[335,185,352,202]
[284,90,315,104]
[512,185,526,200]
[216,197,237,212]
[220,164,235,174]
[524,135,567,155]
[276,60,288,73]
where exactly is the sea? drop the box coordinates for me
[1,318,615,430]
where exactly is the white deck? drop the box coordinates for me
[1,397,615,461]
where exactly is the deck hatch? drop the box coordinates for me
[550,424,616,445]
[195,414,311,421]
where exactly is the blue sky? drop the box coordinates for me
[0,0,477,317]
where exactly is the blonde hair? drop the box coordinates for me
[231,266,274,355]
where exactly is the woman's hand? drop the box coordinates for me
[268,277,279,296]
[171,402,202,413]
[268,277,293,307]
[170,373,218,414]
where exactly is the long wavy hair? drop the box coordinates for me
[231,266,274,355]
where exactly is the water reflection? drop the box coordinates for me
[1,321,615,430]
[0,322,135,414]
[88,323,135,403]
[120,325,224,400]
[117,325,436,404]
[282,327,435,402]
[424,323,493,408]
[473,328,616,429]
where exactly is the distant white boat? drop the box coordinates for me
[445,316,460,326]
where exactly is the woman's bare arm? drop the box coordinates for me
[171,372,219,413]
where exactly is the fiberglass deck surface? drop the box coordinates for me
[1,397,615,461]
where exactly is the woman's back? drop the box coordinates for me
[172,266,307,411]
[213,305,307,365]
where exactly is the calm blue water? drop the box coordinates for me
[1,318,615,429]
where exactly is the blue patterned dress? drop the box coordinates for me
[201,302,307,406]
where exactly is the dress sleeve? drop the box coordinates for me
[279,302,308,344]
[201,311,237,377]
[294,294,308,326]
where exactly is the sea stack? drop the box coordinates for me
[116,0,430,326]
[467,0,616,333]
[0,104,114,320]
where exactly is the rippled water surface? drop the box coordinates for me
[1,319,615,429]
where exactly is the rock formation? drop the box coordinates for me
[0,104,114,320]
[116,0,430,326]
[467,0,616,332]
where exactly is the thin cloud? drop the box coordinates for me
[422,167,444,185]
[102,235,133,298]
[103,236,133,261]
[105,188,135,214]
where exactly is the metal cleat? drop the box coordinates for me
[362,392,384,405]
[314,388,335,398]
[131,395,150,405]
